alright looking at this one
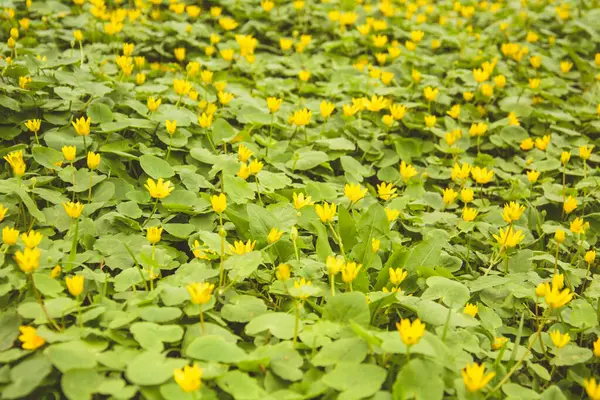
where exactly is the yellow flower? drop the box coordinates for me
[371,238,380,253]
[461,363,495,392]
[237,144,253,162]
[135,73,146,85]
[451,163,471,182]
[211,193,227,214]
[71,116,91,136]
[469,122,488,137]
[174,364,202,393]
[399,161,417,181]
[86,151,100,170]
[594,338,600,357]
[390,104,407,120]
[535,135,551,150]
[18,326,45,350]
[579,145,594,160]
[441,187,457,205]
[267,228,284,244]
[492,337,508,350]
[365,95,388,112]
[315,202,337,223]
[261,0,274,11]
[292,278,312,299]
[549,330,570,348]
[21,230,42,248]
[480,83,494,97]
[122,42,134,56]
[3,226,19,245]
[382,115,394,127]
[198,113,213,128]
[326,256,345,275]
[147,227,163,244]
[19,76,31,89]
[508,112,520,126]
[410,30,424,42]
[502,202,525,223]
[341,261,361,283]
[14,247,40,273]
[563,196,578,214]
[424,114,437,127]
[210,7,222,17]
[165,120,177,135]
[145,178,173,199]
[344,183,367,203]
[298,70,310,82]
[447,104,460,119]
[229,239,256,255]
[520,138,534,151]
[147,96,161,112]
[530,55,541,69]
[320,101,335,119]
[3,150,25,176]
[544,278,573,309]
[461,188,474,203]
[526,170,540,183]
[494,226,525,248]
[219,16,238,30]
[218,91,234,105]
[65,275,84,297]
[463,91,474,101]
[173,79,192,96]
[396,318,426,346]
[411,69,421,82]
[377,182,397,201]
[0,204,7,222]
[200,70,213,85]
[292,192,313,210]
[462,207,478,222]
[555,229,566,243]
[276,263,291,281]
[464,303,478,317]
[584,378,600,400]
[560,60,573,73]
[423,86,439,102]
[471,166,493,184]
[25,119,41,133]
[372,34,388,47]
[174,47,186,61]
[494,75,506,88]
[290,108,312,127]
[570,217,589,234]
[385,208,400,222]
[249,160,263,175]
[472,68,489,83]
[279,38,293,51]
[529,78,540,89]
[186,282,214,304]
[59,146,76,163]
[62,202,84,218]
[266,97,282,113]
[389,268,407,286]
[585,250,596,265]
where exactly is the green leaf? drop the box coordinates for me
[130,322,184,352]
[338,205,358,250]
[312,337,369,367]
[245,312,300,339]
[217,370,266,399]
[421,277,470,308]
[550,346,592,366]
[87,102,114,124]
[404,236,445,272]
[61,369,104,400]
[32,146,64,170]
[221,295,267,323]
[286,151,329,170]
[185,335,247,363]
[44,340,98,372]
[0,311,20,352]
[126,351,187,386]
[139,154,175,179]
[324,292,370,327]
[211,118,238,143]
[224,251,263,281]
[2,356,52,399]
[322,363,387,400]
[393,359,444,400]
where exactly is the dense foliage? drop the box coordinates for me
[1,0,600,399]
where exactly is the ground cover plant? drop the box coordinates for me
[0,0,600,398]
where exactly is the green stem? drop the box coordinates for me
[293,299,300,348]
[68,218,79,269]
[328,222,346,257]
[330,273,335,296]
[200,307,205,334]
[124,244,149,291]
[88,170,93,202]
[218,215,226,290]
[141,198,159,228]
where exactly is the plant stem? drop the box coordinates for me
[218,215,226,290]
[87,170,93,202]
[200,307,206,334]
[330,273,335,296]
[293,299,300,348]
[141,198,159,228]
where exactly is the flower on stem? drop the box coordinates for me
[544,275,573,309]
[315,202,336,223]
[145,178,174,199]
[18,326,45,350]
[3,227,19,245]
[389,104,407,120]
[326,255,345,275]
[555,229,566,243]
[423,86,438,102]
[186,282,214,304]
[549,330,570,348]
[320,101,335,119]
[276,263,291,281]
[147,96,161,112]
[293,192,314,210]
[493,226,525,248]
[341,261,361,283]
[400,161,417,181]
[62,202,84,218]
[267,228,284,244]
[502,201,526,223]
[452,163,471,182]
[238,144,253,162]
[147,227,163,244]
[570,217,589,234]
[87,152,100,170]
[461,363,495,392]
[447,104,460,119]
[72,116,91,136]
[165,120,177,135]
[462,207,478,222]
[561,151,571,165]
[389,268,407,286]
[0,204,6,221]
[396,318,425,345]
[471,166,494,184]
[344,183,367,203]
[469,122,488,136]
[4,150,26,176]
[584,378,600,400]
[266,97,282,113]
[526,170,540,183]
[62,146,76,161]
[229,239,256,255]
[580,145,594,160]
[65,275,84,297]
[25,119,41,133]
[50,265,61,278]
[21,231,42,248]
[14,247,40,273]
[248,160,263,175]
[198,113,213,128]
[492,337,508,350]
[594,338,600,357]
[377,182,397,201]
[385,208,400,222]
[563,196,578,214]
[464,303,478,317]
[442,188,458,205]
[174,364,202,393]
[292,278,313,300]
[371,238,380,252]
[290,108,312,126]
[585,250,596,265]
